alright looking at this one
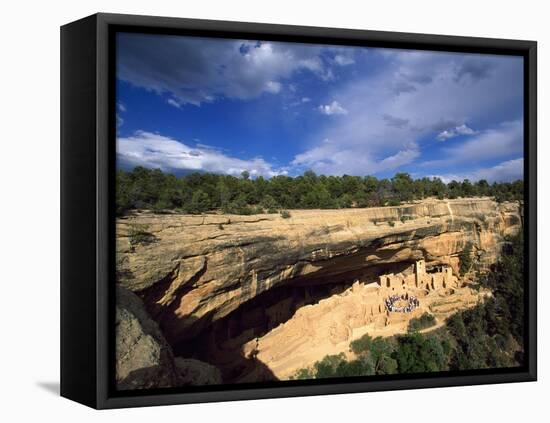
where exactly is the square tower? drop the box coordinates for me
[443,266,453,286]
[415,259,426,286]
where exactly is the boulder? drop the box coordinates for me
[174,358,223,385]
[116,286,224,389]
[116,286,180,389]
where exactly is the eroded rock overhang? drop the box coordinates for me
[115,198,522,343]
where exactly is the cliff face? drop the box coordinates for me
[116,198,521,345]
[115,286,180,390]
[115,286,223,390]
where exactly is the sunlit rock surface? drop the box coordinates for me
[116,197,521,348]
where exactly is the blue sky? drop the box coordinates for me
[116,32,524,182]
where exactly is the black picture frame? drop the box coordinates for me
[61,12,537,409]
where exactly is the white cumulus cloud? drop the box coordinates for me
[117,131,287,178]
[437,124,477,141]
[318,101,348,115]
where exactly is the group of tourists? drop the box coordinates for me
[385,294,420,313]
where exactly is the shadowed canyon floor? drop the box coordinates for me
[115,197,521,385]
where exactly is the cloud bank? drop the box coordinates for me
[435,158,523,183]
[117,33,358,106]
[116,35,524,183]
[291,49,523,177]
[117,131,287,178]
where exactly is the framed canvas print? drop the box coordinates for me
[60,13,537,409]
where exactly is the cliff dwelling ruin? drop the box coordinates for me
[115,198,522,386]
[173,258,481,383]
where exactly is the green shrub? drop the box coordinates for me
[292,368,314,380]
[185,189,211,214]
[408,313,437,332]
[313,354,347,378]
[388,220,395,227]
[392,332,448,373]
[237,206,253,215]
[280,210,291,219]
[223,194,254,215]
[338,193,354,208]
[251,205,264,214]
[128,223,156,248]
[350,334,373,355]
[260,195,279,213]
[151,199,172,213]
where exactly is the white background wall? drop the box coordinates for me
[1,0,547,421]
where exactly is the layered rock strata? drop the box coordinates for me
[116,198,521,348]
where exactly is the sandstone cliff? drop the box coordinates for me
[116,286,223,389]
[116,197,521,350]
[116,286,181,390]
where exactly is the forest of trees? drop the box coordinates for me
[116,167,523,216]
[292,233,525,379]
